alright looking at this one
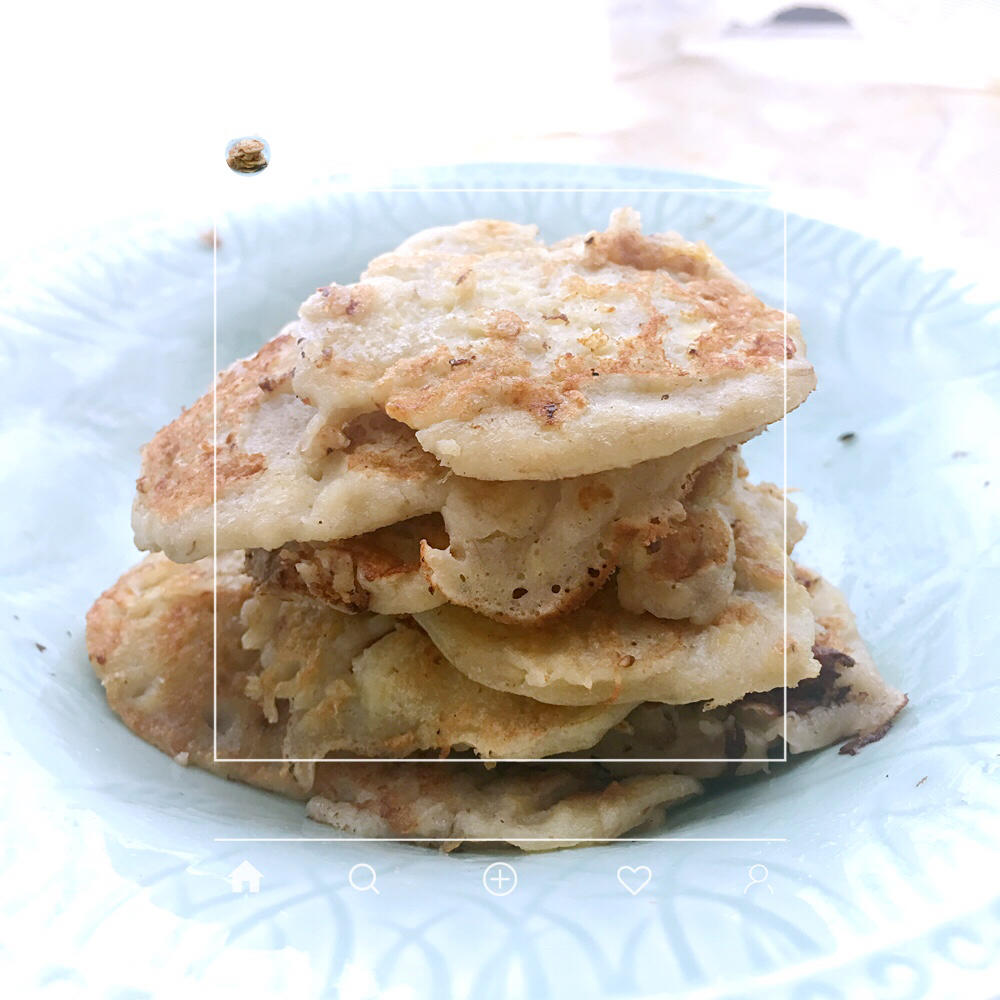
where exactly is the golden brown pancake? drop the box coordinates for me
[584,566,908,778]
[293,208,814,480]
[415,473,816,707]
[417,437,748,623]
[246,439,750,624]
[131,335,449,563]
[86,553,701,851]
[240,590,637,762]
[85,553,905,849]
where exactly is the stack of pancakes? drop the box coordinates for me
[87,209,906,850]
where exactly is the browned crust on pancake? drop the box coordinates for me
[135,333,298,524]
[580,220,713,276]
[86,552,302,797]
[794,564,909,754]
[639,508,732,582]
[247,514,448,614]
[254,444,743,626]
[838,711,906,755]
[342,411,443,479]
[307,765,686,850]
[375,268,799,434]
[85,554,700,849]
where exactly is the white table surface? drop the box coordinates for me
[1,1,996,297]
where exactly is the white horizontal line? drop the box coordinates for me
[212,757,789,764]
[214,836,787,843]
[309,187,771,195]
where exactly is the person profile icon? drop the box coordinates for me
[743,864,773,894]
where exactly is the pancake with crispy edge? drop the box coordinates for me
[239,590,638,765]
[132,331,449,563]
[415,471,816,707]
[583,565,907,778]
[293,207,815,480]
[85,553,700,851]
[246,438,751,624]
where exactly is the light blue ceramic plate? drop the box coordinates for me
[1,165,998,999]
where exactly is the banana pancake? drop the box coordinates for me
[583,566,907,778]
[85,552,699,851]
[132,330,449,562]
[415,472,815,707]
[246,438,749,624]
[240,590,637,763]
[293,207,815,480]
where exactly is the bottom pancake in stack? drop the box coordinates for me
[86,553,702,851]
[86,458,906,851]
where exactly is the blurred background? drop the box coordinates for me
[1,0,997,289]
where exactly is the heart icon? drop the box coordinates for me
[617,865,652,896]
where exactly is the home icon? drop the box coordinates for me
[229,860,262,894]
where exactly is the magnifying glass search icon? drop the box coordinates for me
[348,863,380,895]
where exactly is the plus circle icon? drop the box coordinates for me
[482,862,518,897]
